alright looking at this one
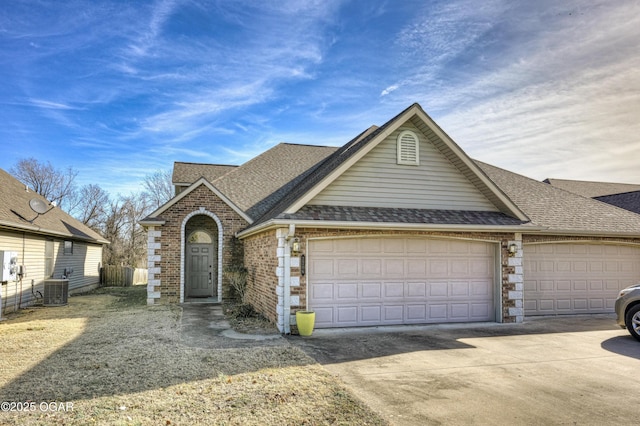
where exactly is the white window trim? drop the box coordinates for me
[397,130,420,165]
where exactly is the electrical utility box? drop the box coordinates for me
[1,251,18,281]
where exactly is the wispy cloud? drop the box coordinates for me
[28,99,80,110]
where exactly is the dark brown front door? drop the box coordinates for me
[186,243,215,298]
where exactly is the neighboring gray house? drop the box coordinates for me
[0,168,108,315]
[142,103,640,333]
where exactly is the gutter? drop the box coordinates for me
[0,220,110,245]
[236,219,546,239]
[139,219,166,227]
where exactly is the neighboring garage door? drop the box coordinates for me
[524,243,640,315]
[308,237,496,328]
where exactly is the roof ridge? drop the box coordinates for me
[174,161,238,167]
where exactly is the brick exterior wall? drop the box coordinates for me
[243,229,279,325]
[147,184,249,304]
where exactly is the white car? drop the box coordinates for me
[615,283,640,341]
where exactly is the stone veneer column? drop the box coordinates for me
[275,228,286,332]
[274,227,302,333]
[146,227,162,305]
[507,238,524,322]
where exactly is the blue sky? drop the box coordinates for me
[1,0,639,196]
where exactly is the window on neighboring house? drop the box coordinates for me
[45,240,54,277]
[64,240,73,255]
[397,130,420,165]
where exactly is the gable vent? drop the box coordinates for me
[397,130,419,165]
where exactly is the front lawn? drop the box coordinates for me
[0,285,387,425]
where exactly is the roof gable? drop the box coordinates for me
[0,168,108,243]
[141,177,253,224]
[308,119,499,212]
[280,103,527,221]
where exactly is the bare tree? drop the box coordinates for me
[10,158,78,211]
[142,169,173,209]
[69,184,110,230]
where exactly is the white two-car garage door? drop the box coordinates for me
[524,243,640,315]
[308,237,496,328]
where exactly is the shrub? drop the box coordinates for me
[223,264,248,303]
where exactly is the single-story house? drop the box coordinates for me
[140,103,640,333]
[0,168,108,317]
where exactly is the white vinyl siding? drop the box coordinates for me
[308,123,498,211]
[524,243,640,315]
[308,237,496,328]
[0,229,103,313]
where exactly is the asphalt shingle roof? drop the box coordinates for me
[172,162,237,185]
[210,143,339,220]
[0,168,108,243]
[479,162,640,235]
[594,190,640,215]
[543,178,640,198]
[281,205,526,226]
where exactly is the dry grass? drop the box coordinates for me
[0,285,387,425]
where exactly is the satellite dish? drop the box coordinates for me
[29,198,49,214]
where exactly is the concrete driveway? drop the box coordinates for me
[289,315,639,425]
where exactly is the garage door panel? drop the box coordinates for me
[337,259,358,276]
[385,259,404,275]
[362,259,382,275]
[383,305,404,322]
[314,307,335,327]
[429,260,448,275]
[384,282,404,298]
[429,282,448,297]
[406,304,427,321]
[336,239,358,253]
[336,306,358,324]
[407,282,426,298]
[383,239,404,253]
[471,281,491,296]
[311,282,334,300]
[589,299,604,309]
[451,260,469,274]
[429,304,448,320]
[524,243,640,315]
[309,238,496,327]
[311,259,334,277]
[471,303,491,319]
[451,304,469,319]
[450,282,469,297]
[361,305,381,323]
[337,283,357,299]
[361,282,382,298]
[407,259,427,275]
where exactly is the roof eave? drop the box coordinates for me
[0,220,110,245]
[236,218,543,239]
[139,219,166,227]
[528,229,640,238]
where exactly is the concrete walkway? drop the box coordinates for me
[179,304,287,349]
